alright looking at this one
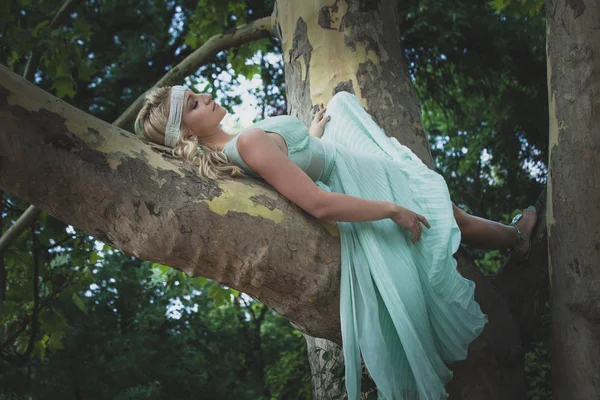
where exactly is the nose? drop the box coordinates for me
[203,93,212,104]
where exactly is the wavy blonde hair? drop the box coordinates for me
[134,86,245,179]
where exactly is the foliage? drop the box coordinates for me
[404,0,546,223]
[1,233,312,399]
[489,0,545,17]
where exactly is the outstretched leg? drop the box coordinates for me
[452,203,537,256]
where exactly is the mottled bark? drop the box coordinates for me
[1,0,83,258]
[276,0,432,166]
[274,0,528,398]
[303,335,345,399]
[546,0,600,398]
[0,66,343,343]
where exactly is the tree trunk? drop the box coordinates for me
[546,0,600,398]
[275,0,528,398]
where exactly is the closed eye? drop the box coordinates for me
[192,100,198,110]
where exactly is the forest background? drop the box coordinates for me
[0,0,550,398]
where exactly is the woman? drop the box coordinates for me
[135,86,537,399]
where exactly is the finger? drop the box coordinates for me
[321,115,331,125]
[319,107,327,114]
[419,215,431,229]
[412,227,418,243]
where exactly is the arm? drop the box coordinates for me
[238,128,430,242]
[237,128,400,222]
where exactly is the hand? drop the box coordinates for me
[309,104,331,138]
[391,206,431,244]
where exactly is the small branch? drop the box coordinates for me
[0,190,5,308]
[114,14,276,128]
[0,266,78,355]
[21,222,41,363]
[1,12,275,263]
[0,205,42,255]
[23,0,83,81]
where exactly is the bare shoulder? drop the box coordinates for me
[236,127,269,161]
[237,127,267,144]
[234,127,325,218]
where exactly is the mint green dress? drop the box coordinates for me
[222,91,488,400]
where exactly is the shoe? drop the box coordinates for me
[508,205,536,263]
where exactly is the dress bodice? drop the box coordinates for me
[221,115,336,183]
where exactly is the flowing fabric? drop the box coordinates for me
[222,91,488,399]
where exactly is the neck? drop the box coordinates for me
[199,126,234,151]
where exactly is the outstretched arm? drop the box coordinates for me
[237,128,430,242]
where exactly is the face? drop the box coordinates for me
[179,89,227,140]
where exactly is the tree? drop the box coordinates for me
[0,0,553,398]
[545,0,600,398]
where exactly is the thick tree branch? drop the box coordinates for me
[0,66,343,343]
[2,0,83,258]
[114,14,277,128]
[1,10,275,262]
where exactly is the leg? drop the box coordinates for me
[452,203,537,254]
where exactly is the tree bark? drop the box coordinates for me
[546,0,600,398]
[0,65,343,343]
[274,0,528,398]
[493,188,550,348]
[1,0,83,258]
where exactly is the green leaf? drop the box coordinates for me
[489,0,507,12]
[72,293,88,315]
[192,276,208,288]
[32,20,49,38]
[32,334,50,361]
[207,284,232,307]
[77,59,97,82]
[51,75,77,99]
[50,253,70,269]
[89,250,100,265]
[47,330,65,351]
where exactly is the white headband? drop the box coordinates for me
[165,85,186,147]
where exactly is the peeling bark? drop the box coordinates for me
[276,0,432,165]
[0,66,344,343]
[546,0,600,397]
[275,0,528,398]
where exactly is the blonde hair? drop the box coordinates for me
[134,86,245,179]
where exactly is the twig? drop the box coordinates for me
[114,14,275,128]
